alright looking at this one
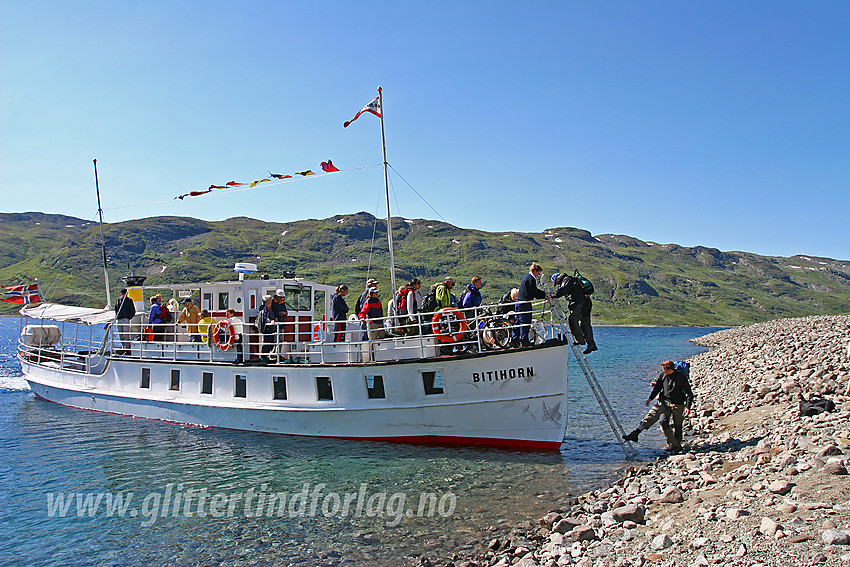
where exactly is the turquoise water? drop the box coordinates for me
[0,317,721,566]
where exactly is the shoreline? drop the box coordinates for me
[422,314,850,567]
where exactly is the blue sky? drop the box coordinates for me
[2,1,848,260]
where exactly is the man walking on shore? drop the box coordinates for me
[623,360,694,452]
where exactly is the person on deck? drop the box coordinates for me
[511,263,547,348]
[114,288,135,350]
[178,297,202,342]
[197,310,213,344]
[397,278,422,335]
[224,308,245,363]
[623,360,695,452]
[257,295,277,359]
[435,277,455,309]
[355,278,379,316]
[358,287,386,340]
[459,276,484,311]
[331,285,349,342]
[551,272,597,354]
[148,295,168,342]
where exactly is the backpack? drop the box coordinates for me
[800,397,835,417]
[420,286,439,314]
[574,270,594,295]
[397,286,412,312]
[256,308,272,333]
[674,360,690,378]
[159,304,172,323]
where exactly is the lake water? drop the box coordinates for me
[0,317,721,566]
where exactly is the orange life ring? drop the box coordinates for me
[213,319,236,351]
[431,307,468,343]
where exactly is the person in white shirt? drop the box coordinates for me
[225,308,245,363]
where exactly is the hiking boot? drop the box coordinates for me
[583,345,598,354]
[623,429,641,443]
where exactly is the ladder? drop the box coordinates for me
[548,296,637,459]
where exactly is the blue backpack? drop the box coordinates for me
[674,360,690,378]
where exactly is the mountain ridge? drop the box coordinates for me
[1,211,848,325]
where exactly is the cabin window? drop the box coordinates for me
[316,376,333,401]
[365,375,386,399]
[140,368,151,389]
[218,292,229,311]
[201,372,213,395]
[170,369,180,391]
[203,292,212,312]
[284,284,312,311]
[272,376,287,400]
[249,292,256,310]
[422,370,444,395]
[235,374,247,398]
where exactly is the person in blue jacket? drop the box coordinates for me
[511,263,547,347]
[331,285,349,342]
[459,276,484,311]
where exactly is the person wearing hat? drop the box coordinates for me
[358,287,386,340]
[435,277,455,309]
[271,289,288,322]
[551,271,597,354]
[355,277,379,317]
[178,296,202,342]
[257,294,277,359]
[114,288,136,351]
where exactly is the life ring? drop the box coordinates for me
[213,319,236,351]
[431,307,468,343]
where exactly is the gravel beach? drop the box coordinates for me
[421,315,850,567]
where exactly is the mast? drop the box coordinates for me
[378,86,398,298]
[93,159,112,306]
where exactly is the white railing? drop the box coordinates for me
[102,298,560,364]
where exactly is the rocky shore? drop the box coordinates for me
[421,315,850,567]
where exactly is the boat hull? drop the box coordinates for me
[22,345,569,450]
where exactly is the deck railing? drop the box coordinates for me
[21,299,560,368]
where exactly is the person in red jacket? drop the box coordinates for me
[358,288,386,340]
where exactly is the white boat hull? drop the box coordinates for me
[22,345,569,449]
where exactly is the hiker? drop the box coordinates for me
[623,360,695,452]
[197,309,214,344]
[114,288,135,350]
[178,297,202,342]
[257,295,277,359]
[148,294,169,342]
[358,287,386,340]
[355,278,379,316]
[511,263,546,348]
[459,276,484,311]
[435,277,455,309]
[551,271,597,354]
[224,308,245,363]
[331,285,349,342]
[396,278,422,335]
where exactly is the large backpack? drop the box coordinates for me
[674,360,690,378]
[159,304,172,323]
[574,270,594,296]
[420,286,439,314]
[397,286,412,312]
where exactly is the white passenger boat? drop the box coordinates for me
[17,269,570,449]
[16,88,575,450]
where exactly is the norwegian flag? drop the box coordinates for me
[343,96,381,128]
[1,283,43,304]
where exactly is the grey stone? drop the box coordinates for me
[650,534,673,550]
[552,519,579,534]
[610,503,646,524]
[570,524,596,542]
[823,461,848,475]
[760,517,780,536]
[768,480,794,495]
[657,486,684,504]
[822,529,850,545]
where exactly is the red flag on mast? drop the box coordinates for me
[343,96,381,128]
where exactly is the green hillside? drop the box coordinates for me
[1,211,848,325]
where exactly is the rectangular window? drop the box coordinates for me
[235,374,247,398]
[140,368,151,389]
[272,376,287,400]
[316,376,333,401]
[422,370,444,395]
[284,284,312,311]
[201,372,213,395]
[365,375,386,399]
[203,292,212,312]
[170,369,180,391]
[218,292,229,311]
[249,292,256,310]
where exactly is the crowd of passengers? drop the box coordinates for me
[112,262,597,357]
